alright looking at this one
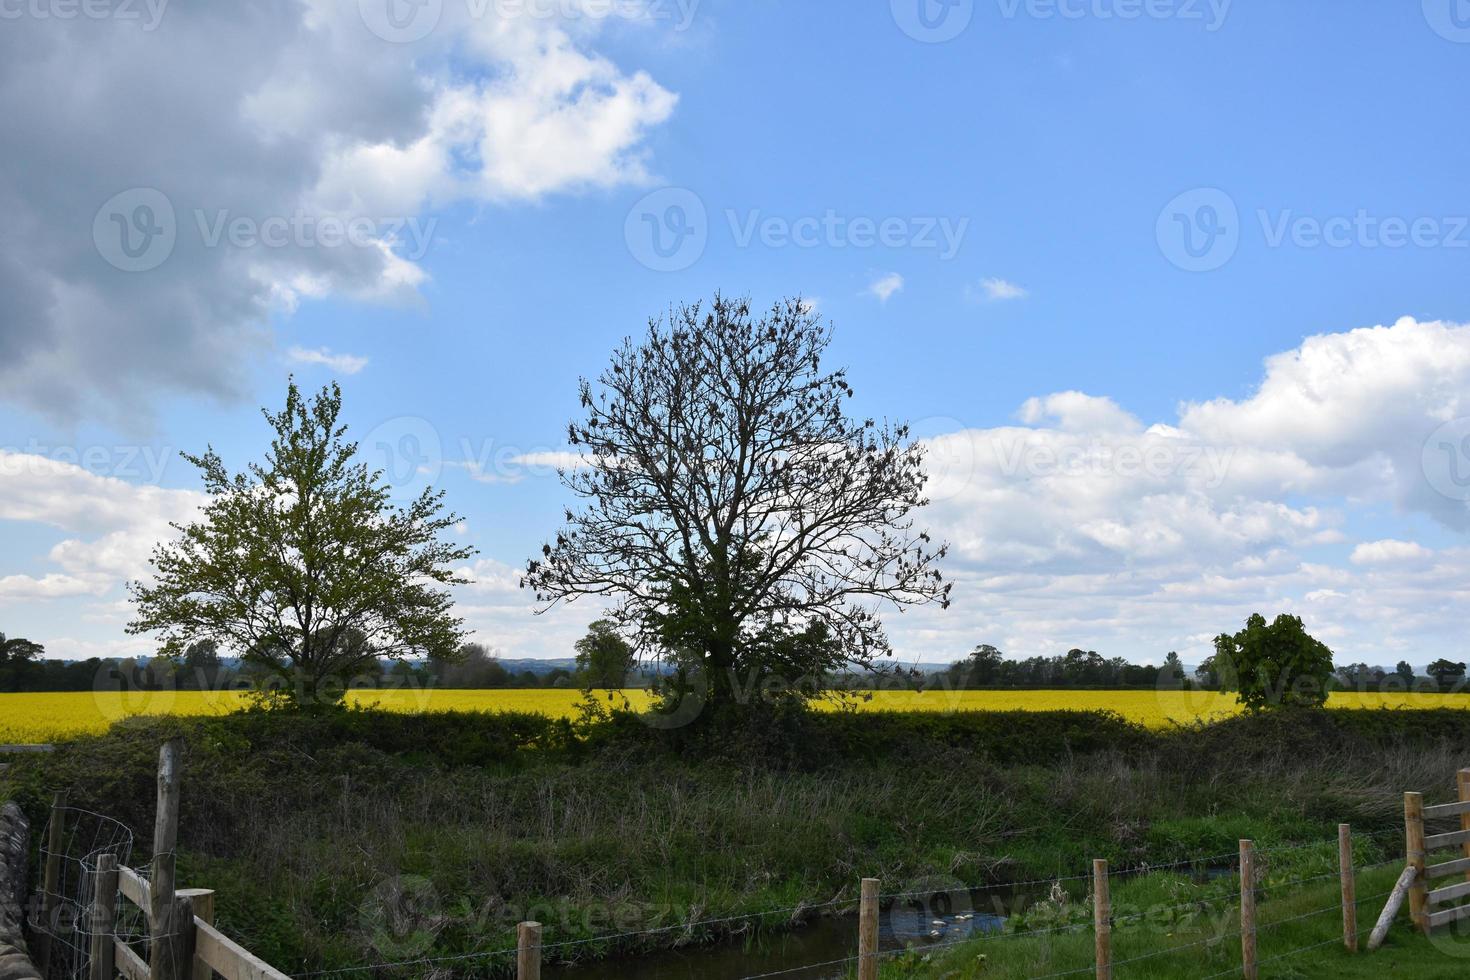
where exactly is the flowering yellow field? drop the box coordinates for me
[1,689,1467,745]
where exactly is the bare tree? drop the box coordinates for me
[524,295,949,714]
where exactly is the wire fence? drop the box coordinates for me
[32,805,136,980]
[276,827,1411,980]
[20,801,1418,980]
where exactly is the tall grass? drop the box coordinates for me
[4,707,1467,975]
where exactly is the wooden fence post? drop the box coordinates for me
[1093,859,1112,980]
[1339,824,1357,952]
[151,738,184,980]
[183,889,217,980]
[858,877,880,980]
[89,853,119,980]
[1239,840,1257,980]
[1458,769,1470,883]
[1405,791,1428,934]
[38,790,67,972]
[151,895,196,980]
[517,921,542,980]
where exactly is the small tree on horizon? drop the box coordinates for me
[1427,658,1467,691]
[524,295,950,722]
[574,620,636,689]
[128,381,475,709]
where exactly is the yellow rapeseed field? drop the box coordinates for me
[2,688,1468,745]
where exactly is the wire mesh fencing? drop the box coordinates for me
[32,804,135,980]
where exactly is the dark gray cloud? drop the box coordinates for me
[0,0,675,419]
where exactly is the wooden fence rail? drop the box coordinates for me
[43,739,292,980]
[1404,769,1470,932]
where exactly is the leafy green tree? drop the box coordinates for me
[1395,661,1416,684]
[437,643,511,688]
[574,620,636,689]
[1212,613,1334,711]
[128,381,474,709]
[0,632,45,692]
[962,644,1005,687]
[1159,651,1185,690]
[1428,659,1467,691]
[525,296,949,720]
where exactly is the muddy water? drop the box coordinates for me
[542,885,1029,980]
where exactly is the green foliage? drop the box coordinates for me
[1212,613,1334,711]
[8,705,1470,977]
[0,631,46,691]
[573,620,635,689]
[1427,658,1467,689]
[127,381,475,709]
[941,644,1170,690]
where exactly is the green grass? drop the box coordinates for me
[5,707,1470,976]
[880,861,1467,978]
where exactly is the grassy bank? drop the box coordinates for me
[3,706,1468,975]
[882,860,1463,978]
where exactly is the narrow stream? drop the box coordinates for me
[543,883,1033,980]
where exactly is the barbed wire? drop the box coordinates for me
[38,811,1415,980]
[734,952,862,979]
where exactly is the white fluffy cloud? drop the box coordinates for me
[895,317,1470,665]
[1350,540,1432,565]
[0,451,204,603]
[0,1,676,418]
[8,317,1470,668]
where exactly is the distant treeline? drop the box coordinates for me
[928,646,1185,690]
[5,630,1466,695]
[932,644,1469,693]
[0,635,656,694]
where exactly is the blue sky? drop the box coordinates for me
[3,0,1470,667]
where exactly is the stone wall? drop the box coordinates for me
[0,803,40,980]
